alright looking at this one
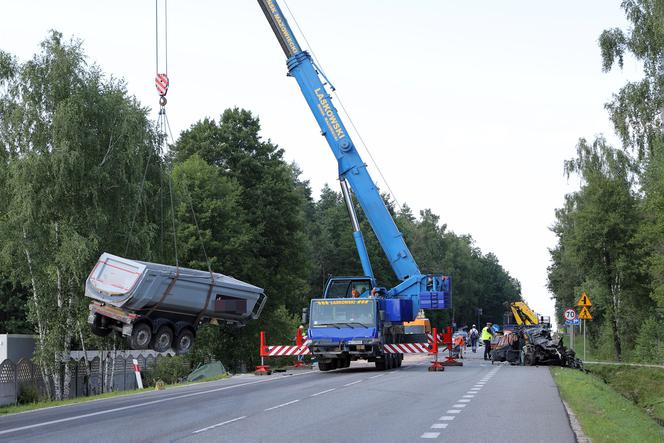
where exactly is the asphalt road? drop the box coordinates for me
[0,349,575,442]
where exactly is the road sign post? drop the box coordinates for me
[576,292,593,361]
[563,308,578,350]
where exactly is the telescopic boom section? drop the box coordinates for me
[258,0,420,282]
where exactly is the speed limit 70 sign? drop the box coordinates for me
[563,308,577,321]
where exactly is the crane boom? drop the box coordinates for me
[258,0,449,319]
[258,0,419,279]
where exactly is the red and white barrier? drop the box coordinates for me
[264,344,311,356]
[383,343,430,354]
[132,358,144,389]
[256,325,459,374]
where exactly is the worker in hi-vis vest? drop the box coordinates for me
[481,323,494,361]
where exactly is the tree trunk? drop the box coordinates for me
[611,279,622,361]
[61,280,75,399]
[52,356,62,401]
[78,321,91,377]
[22,228,52,400]
[77,321,92,396]
[612,314,622,361]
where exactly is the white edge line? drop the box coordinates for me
[310,388,335,397]
[0,371,314,436]
[264,399,299,411]
[192,416,246,434]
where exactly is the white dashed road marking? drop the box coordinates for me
[264,400,299,411]
[419,365,501,439]
[193,416,246,434]
[343,380,362,387]
[310,388,335,397]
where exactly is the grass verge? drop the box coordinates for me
[586,364,664,424]
[551,367,664,442]
[0,373,230,416]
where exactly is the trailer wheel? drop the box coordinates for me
[129,322,152,350]
[375,359,386,371]
[175,329,195,355]
[152,325,174,353]
[318,361,333,371]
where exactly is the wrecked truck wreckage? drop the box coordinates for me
[490,326,583,369]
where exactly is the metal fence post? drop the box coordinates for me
[13,360,18,405]
[74,361,78,398]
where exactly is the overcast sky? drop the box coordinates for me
[1,1,643,325]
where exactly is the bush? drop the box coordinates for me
[17,384,39,404]
[148,355,191,385]
[634,317,664,364]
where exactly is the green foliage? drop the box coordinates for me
[550,2,664,364]
[0,277,31,333]
[550,138,649,360]
[634,317,664,363]
[171,109,311,312]
[17,383,40,405]
[587,364,664,423]
[170,154,250,273]
[148,355,191,385]
[0,31,161,398]
[170,110,310,370]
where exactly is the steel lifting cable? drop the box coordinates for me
[153,0,214,285]
[124,150,154,256]
[282,1,403,212]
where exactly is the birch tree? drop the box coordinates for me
[0,32,161,399]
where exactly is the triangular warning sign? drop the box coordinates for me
[577,292,592,307]
[578,306,592,320]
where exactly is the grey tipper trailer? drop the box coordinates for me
[86,253,267,354]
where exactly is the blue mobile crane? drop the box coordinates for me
[258,0,451,370]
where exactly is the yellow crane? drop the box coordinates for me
[509,301,540,325]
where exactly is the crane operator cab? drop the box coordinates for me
[323,277,382,299]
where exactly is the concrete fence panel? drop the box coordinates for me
[0,359,17,406]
